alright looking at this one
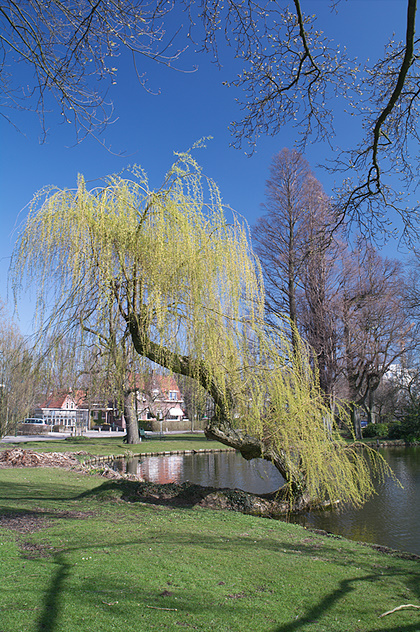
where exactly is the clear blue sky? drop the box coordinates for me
[0,0,410,333]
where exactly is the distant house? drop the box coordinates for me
[33,391,89,431]
[87,398,125,431]
[137,373,185,423]
[30,373,185,433]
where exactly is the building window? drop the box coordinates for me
[169,391,177,401]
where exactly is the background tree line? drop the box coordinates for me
[253,148,420,441]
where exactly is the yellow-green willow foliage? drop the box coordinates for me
[240,331,383,507]
[11,151,386,506]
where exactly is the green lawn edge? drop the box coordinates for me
[0,466,419,632]
[0,433,230,458]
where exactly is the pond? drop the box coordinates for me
[114,450,285,494]
[293,446,420,557]
[114,446,420,556]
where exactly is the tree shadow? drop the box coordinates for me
[2,476,420,632]
[0,479,88,502]
[271,572,420,632]
[3,516,419,632]
[37,553,70,632]
[76,478,291,514]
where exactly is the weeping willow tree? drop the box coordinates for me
[11,150,385,508]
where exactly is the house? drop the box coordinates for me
[33,391,89,431]
[78,373,185,431]
[87,398,125,431]
[30,372,186,433]
[137,373,185,423]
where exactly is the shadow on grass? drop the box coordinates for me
[3,511,418,632]
[76,478,293,513]
[33,547,420,632]
[2,474,420,632]
[28,537,420,632]
[271,574,420,632]
[77,478,223,507]
[37,554,70,632]
[0,479,88,502]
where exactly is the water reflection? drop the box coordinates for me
[115,450,285,494]
[115,447,420,556]
[116,454,184,483]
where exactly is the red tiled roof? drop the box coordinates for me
[133,372,182,399]
[39,392,74,409]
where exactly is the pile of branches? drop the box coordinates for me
[0,448,80,468]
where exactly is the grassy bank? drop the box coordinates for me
[0,433,228,458]
[0,466,419,632]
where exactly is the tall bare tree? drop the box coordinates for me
[0,0,182,141]
[253,148,340,399]
[253,148,315,353]
[298,192,342,402]
[340,243,415,438]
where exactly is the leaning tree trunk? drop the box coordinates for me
[204,419,310,510]
[127,312,310,506]
[123,391,140,444]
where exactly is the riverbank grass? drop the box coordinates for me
[0,466,419,632]
[0,433,227,457]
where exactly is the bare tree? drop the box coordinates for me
[0,0,183,141]
[0,301,38,436]
[340,243,415,438]
[5,1,420,239]
[253,148,316,353]
[298,191,342,401]
[253,148,340,399]
[186,0,420,241]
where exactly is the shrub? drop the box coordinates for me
[391,403,420,441]
[64,435,89,442]
[363,423,388,438]
[387,422,402,440]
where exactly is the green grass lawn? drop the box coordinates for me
[0,433,229,458]
[0,466,419,632]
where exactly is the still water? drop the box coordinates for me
[294,446,420,557]
[115,447,420,556]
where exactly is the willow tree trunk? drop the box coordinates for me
[204,419,310,510]
[124,391,140,444]
[127,314,310,506]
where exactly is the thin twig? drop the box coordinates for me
[145,605,178,611]
[379,604,420,618]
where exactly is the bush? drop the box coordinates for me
[387,422,402,440]
[390,403,420,441]
[362,422,388,438]
[64,435,89,442]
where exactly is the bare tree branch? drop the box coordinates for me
[0,0,185,142]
